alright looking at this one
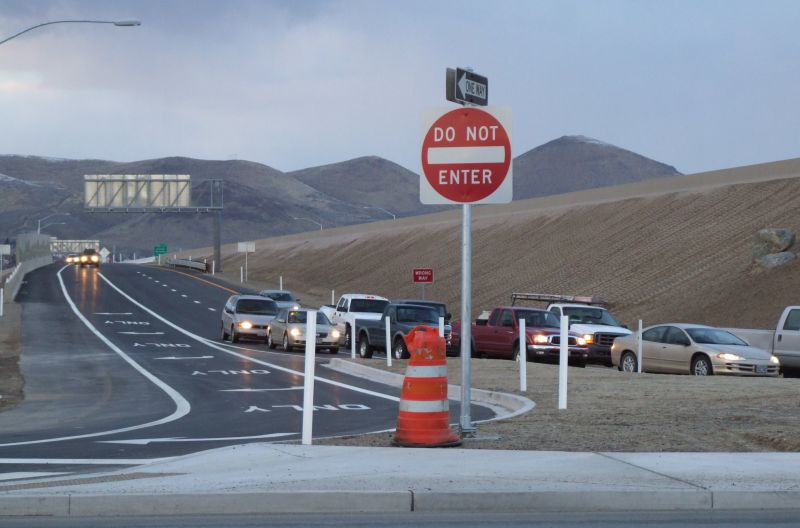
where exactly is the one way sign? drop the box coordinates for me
[446,68,488,106]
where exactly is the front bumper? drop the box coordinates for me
[290,335,340,348]
[586,344,613,364]
[527,345,588,363]
[237,325,269,338]
[715,361,780,377]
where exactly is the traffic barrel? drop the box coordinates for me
[393,325,461,447]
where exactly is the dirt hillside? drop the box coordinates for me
[184,157,800,330]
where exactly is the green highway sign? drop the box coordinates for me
[153,243,168,256]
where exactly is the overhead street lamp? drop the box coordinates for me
[291,217,323,231]
[0,19,141,46]
[38,222,66,233]
[362,205,396,220]
[37,213,71,234]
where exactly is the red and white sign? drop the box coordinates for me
[412,268,434,284]
[420,106,512,204]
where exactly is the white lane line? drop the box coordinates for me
[154,356,214,360]
[171,289,177,292]
[0,472,69,481]
[193,300,201,304]
[220,387,303,392]
[94,312,133,315]
[208,308,216,311]
[98,272,401,403]
[0,458,171,465]
[162,284,168,287]
[98,432,295,445]
[181,294,188,298]
[118,331,165,335]
[0,267,192,449]
[154,280,160,283]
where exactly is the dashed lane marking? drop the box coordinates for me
[193,300,201,304]
[208,308,216,311]
[159,268,239,294]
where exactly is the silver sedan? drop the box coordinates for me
[611,323,780,376]
[267,309,341,353]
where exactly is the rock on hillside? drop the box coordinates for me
[513,135,682,200]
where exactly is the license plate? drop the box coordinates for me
[756,365,767,374]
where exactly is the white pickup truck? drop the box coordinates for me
[511,293,631,366]
[727,306,800,376]
[319,294,389,348]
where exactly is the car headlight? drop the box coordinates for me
[577,337,587,346]
[80,256,88,262]
[91,255,99,262]
[290,327,301,337]
[331,329,340,339]
[717,352,744,361]
[770,355,780,365]
[239,321,253,329]
[583,334,594,344]
[292,305,300,310]
[533,334,548,344]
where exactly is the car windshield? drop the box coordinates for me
[518,310,560,328]
[562,307,621,326]
[264,292,294,302]
[236,299,277,315]
[686,328,748,346]
[287,311,331,325]
[350,299,389,313]
[397,301,446,318]
[396,306,439,324]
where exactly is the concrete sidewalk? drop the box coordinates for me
[1,443,800,516]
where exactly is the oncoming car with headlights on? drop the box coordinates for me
[220,295,279,343]
[267,309,340,354]
[611,323,780,376]
[78,249,101,267]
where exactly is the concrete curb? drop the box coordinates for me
[5,490,800,516]
[325,358,536,422]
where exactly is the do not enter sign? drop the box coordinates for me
[420,106,512,204]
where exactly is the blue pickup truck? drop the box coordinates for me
[354,302,443,360]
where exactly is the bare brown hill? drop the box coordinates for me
[191,158,800,330]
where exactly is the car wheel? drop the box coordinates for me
[344,325,352,348]
[620,351,638,373]
[329,347,339,355]
[470,340,480,359]
[220,323,229,341]
[282,333,291,352]
[512,342,521,362]
[358,336,373,359]
[393,339,409,360]
[267,332,275,349]
[691,355,713,376]
[576,358,588,368]
[230,325,240,343]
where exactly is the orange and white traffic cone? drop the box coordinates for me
[393,325,461,447]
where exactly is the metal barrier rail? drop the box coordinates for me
[167,257,207,272]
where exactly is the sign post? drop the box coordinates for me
[421,69,511,435]
[412,268,434,300]
[237,242,255,282]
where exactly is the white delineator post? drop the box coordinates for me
[558,315,569,410]
[519,318,527,392]
[212,260,215,276]
[385,315,392,367]
[240,266,243,283]
[637,319,643,374]
[279,275,283,290]
[331,290,335,305]
[301,310,317,445]
[350,322,356,359]
[1,287,4,317]
[438,317,445,338]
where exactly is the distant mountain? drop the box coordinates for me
[0,137,682,254]
[513,135,682,200]
[290,156,446,218]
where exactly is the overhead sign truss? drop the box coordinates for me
[50,239,100,253]
[84,175,223,213]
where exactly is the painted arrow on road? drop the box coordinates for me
[97,432,295,445]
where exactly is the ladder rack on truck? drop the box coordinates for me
[510,292,607,307]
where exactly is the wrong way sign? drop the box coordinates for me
[420,106,512,204]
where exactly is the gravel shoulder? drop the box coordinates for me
[0,302,23,412]
[317,357,800,452]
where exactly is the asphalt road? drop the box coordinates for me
[0,263,489,475]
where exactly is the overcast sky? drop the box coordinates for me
[1,0,798,174]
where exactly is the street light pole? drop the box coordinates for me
[0,20,141,46]
[362,206,396,220]
[37,213,70,234]
[291,217,323,231]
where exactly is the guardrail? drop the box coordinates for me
[167,257,207,273]
[1,255,53,315]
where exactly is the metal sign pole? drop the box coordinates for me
[460,203,475,434]
[245,251,248,282]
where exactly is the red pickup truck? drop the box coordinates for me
[451,306,589,367]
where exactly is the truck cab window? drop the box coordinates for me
[500,310,514,327]
[783,309,800,331]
